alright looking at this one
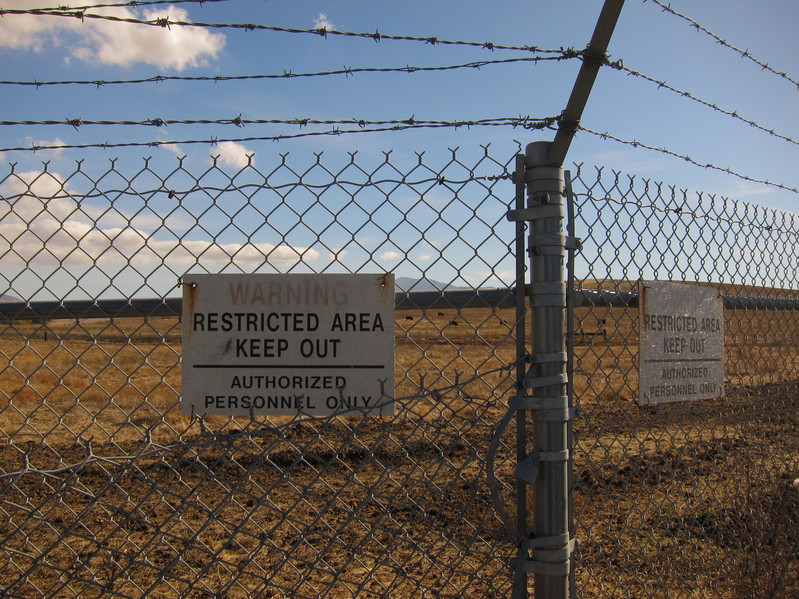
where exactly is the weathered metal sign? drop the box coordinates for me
[639,280,725,405]
[181,273,395,416]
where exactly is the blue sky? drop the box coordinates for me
[1,0,798,206]
[1,0,797,298]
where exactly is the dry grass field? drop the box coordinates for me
[1,298,798,597]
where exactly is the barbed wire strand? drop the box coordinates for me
[0,117,558,154]
[0,7,566,54]
[579,125,799,195]
[0,55,576,88]
[31,0,228,9]
[643,0,799,91]
[609,61,799,149]
[0,115,558,129]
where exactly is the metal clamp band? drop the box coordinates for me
[506,205,564,222]
[524,352,567,365]
[533,407,579,422]
[528,282,566,296]
[530,233,583,255]
[524,559,570,576]
[526,533,571,550]
[528,282,567,307]
[531,294,566,308]
[533,450,570,462]
[523,537,576,575]
[523,373,567,389]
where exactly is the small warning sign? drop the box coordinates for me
[639,280,725,405]
[181,273,395,416]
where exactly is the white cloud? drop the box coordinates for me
[585,149,673,174]
[24,137,68,157]
[160,142,185,157]
[0,2,225,71]
[213,141,254,169]
[380,250,401,261]
[0,170,319,272]
[722,181,775,199]
[313,13,335,31]
[329,248,348,262]
[0,1,63,51]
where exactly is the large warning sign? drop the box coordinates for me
[639,280,725,405]
[181,273,395,416]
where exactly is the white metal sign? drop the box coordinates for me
[181,273,395,416]
[639,280,724,405]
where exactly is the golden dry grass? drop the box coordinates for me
[1,300,798,598]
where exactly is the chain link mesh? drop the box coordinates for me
[0,147,524,598]
[569,165,799,598]
[4,151,798,598]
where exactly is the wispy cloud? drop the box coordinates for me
[0,2,225,71]
[24,137,68,157]
[212,141,254,169]
[586,149,674,174]
[380,250,401,261]
[160,142,185,157]
[721,181,775,199]
[313,13,335,31]
[0,170,319,273]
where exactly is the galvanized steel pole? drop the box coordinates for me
[547,0,626,167]
[517,3,624,597]
[524,141,569,598]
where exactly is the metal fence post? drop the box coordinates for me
[523,141,571,599]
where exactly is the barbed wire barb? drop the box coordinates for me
[0,7,571,54]
[0,55,574,88]
[612,61,799,149]
[644,0,799,91]
[0,116,558,154]
[580,124,799,195]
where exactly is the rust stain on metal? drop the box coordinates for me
[377,273,393,302]
[186,280,198,315]
[184,279,198,340]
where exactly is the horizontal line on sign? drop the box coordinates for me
[643,358,723,363]
[192,364,386,369]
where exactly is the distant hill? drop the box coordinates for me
[395,277,466,292]
[0,293,20,303]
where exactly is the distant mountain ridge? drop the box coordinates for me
[0,293,20,303]
[394,277,466,292]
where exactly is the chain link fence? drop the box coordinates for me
[2,149,798,598]
[0,147,525,598]
[569,165,799,598]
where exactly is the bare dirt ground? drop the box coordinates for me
[1,302,797,597]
